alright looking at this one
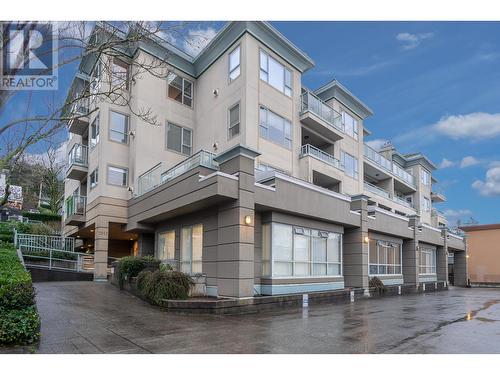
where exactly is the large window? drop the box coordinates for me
[90,114,99,149]
[167,72,193,107]
[111,58,129,90]
[262,223,342,278]
[158,230,176,268]
[420,247,436,274]
[422,196,431,212]
[259,50,292,97]
[342,111,359,140]
[109,111,129,144]
[369,240,402,275]
[90,168,98,189]
[228,103,240,138]
[107,166,128,187]
[228,45,241,82]
[166,123,192,155]
[341,151,359,179]
[259,106,292,149]
[421,169,430,186]
[180,224,203,274]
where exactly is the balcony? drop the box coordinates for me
[431,208,448,228]
[392,163,415,187]
[300,144,343,171]
[431,191,446,203]
[67,98,90,135]
[393,195,414,209]
[300,90,344,141]
[136,150,218,196]
[364,181,390,199]
[66,144,88,180]
[64,195,86,226]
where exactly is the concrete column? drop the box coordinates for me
[402,215,420,285]
[453,250,468,287]
[343,195,369,289]
[214,145,260,298]
[436,230,448,283]
[94,218,109,281]
[137,233,155,257]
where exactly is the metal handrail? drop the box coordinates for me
[364,181,390,199]
[300,144,343,170]
[65,195,87,217]
[15,231,75,252]
[68,143,89,168]
[300,90,343,131]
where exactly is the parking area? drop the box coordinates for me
[5,281,500,354]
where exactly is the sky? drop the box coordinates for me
[2,21,499,225]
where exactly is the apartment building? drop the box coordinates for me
[63,21,467,298]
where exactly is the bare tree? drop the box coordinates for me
[0,21,214,171]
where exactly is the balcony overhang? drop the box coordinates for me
[431,191,446,203]
[65,213,86,227]
[66,164,88,180]
[300,110,344,142]
[68,116,89,135]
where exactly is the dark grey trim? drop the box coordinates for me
[213,144,261,164]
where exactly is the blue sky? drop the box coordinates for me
[2,21,499,225]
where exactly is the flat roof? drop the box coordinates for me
[460,223,500,232]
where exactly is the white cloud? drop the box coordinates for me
[366,139,390,151]
[396,32,434,50]
[460,156,480,168]
[443,209,473,220]
[25,141,67,168]
[472,164,500,197]
[433,112,500,140]
[182,27,217,57]
[438,158,455,169]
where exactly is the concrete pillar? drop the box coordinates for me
[402,215,420,285]
[343,195,369,289]
[137,233,155,257]
[436,230,448,283]
[214,145,260,298]
[94,218,109,281]
[454,250,468,287]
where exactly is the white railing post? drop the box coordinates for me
[49,249,52,270]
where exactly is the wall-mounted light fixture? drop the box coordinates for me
[466,255,470,259]
[244,215,252,225]
[364,236,369,244]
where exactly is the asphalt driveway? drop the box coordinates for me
[4,281,500,353]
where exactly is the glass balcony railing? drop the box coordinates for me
[393,195,414,209]
[136,150,219,196]
[300,90,343,131]
[300,144,343,170]
[72,97,90,117]
[68,144,88,168]
[392,163,415,187]
[364,181,390,199]
[65,195,86,217]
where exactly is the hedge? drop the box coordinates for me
[137,269,194,304]
[22,211,62,223]
[0,243,40,346]
[117,256,161,288]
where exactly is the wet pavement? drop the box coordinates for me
[4,281,500,354]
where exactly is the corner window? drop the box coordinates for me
[90,168,98,189]
[369,240,402,275]
[259,50,292,97]
[166,123,192,155]
[419,248,436,274]
[342,111,359,140]
[228,45,241,82]
[228,103,240,138]
[158,230,176,269]
[107,166,128,187]
[111,58,129,90]
[259,106,292,149]
[109,111,129,144]
[341,151,359,179]
[180,224,203,274]
[167,72,193,107]
[90,114,99,149]
[422,196,431,212]
[421,170,430,186]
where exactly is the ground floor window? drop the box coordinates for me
[157,230,176,268]
[369,240,402,275]
[180,224,203,274]
[419,247,436,274]
[262,223,342,278]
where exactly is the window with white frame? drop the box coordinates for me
[180,224,203,274]
[261,223,342,277]
[228,103,240,138]
[259,106,292,149]
[419,247,436,274]
[259,50,292,97]
[422,196,431,212]
[421,169,430,185]
[158,230,176,268]
[228,45,241,82]
[90,168,98,189]
[369,240,402,275]
[341,151,359,179]
[109,111,129,144]
[90,114,99,149]
[342,111,359,140]
[167,72,193,107]
[111,58,129,90]
[166,123,192,155]
[107,166,128,187]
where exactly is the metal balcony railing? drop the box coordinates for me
[65,195,87,217]
[68,143,88,168]
[300,144,343,170]
[364,181,390,199]
[136,150,219,196]
[72,97,90,116]
[300,90,343,131]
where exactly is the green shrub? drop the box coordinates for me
[117,256,161,288]
[28,223,56,236]
[0,306,40,345]
[21,211,62,223]
[369,276,387,293]
[0,282,36,310]
[137,269,194,304]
